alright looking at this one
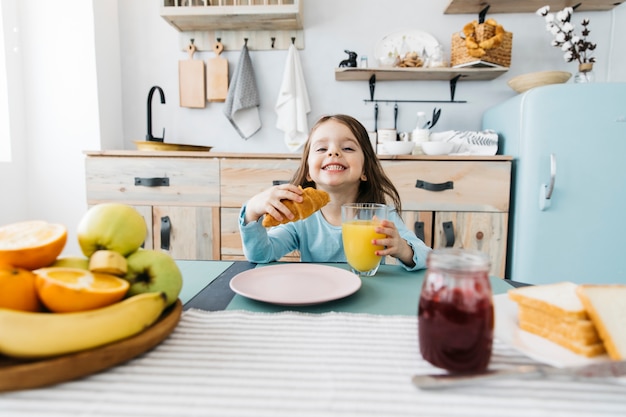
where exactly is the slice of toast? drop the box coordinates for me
[576,284,626,360]
[508,282,589,320]
[518,320,606,357]
[518,305,601,345]
[508,281,605,357]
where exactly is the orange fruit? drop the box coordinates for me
[0,265,43,312]
[34,267,130,313]
[0,221,68,270]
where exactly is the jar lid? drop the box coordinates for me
[427,248,490,272]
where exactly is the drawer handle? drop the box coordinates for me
[443,221,455,247]
[414,221,425,243]
[272,180,290,186]
[135,177,169,187]
[415,180,453,192]
[160,216,171,250]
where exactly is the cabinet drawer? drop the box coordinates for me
[85,157,220,206]
[220,158,301,207]
[382,161,511,212]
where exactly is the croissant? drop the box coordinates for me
[262,186,330,227]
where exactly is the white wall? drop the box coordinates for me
[1,0,624,256]
[117,0,623,153]
[0,0,106,255]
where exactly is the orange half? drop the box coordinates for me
[34,267,130,313]
[0,221,67,270]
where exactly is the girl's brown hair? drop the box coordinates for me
[291,114,402,212]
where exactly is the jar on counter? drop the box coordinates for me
[360,56,369,68]
[418,248,494,373]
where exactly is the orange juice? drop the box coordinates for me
[342,220,385,272]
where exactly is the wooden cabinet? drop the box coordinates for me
[380,159,510,277]
[84,152,511,277]
[84,154,221,260]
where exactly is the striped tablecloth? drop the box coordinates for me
[2,310,625,416]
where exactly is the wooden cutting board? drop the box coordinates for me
[0,300,182,392]
[206,41,228,102]
[179,42,206,108]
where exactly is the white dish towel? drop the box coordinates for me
[223,44,261,139]
[275,43,311,152]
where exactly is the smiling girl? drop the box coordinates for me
[239,114,430,270]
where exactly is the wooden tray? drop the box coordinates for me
[134,141,213,152]
[0,299,183,392]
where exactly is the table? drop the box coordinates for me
[1,261,624,417]
[182,261,524,313]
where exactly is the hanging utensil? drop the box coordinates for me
[394,103,398,130]
[429,108,442,129]
[374,103,379,132]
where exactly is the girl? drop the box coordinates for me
[238,114,430,270]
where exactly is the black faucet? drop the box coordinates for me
[146,86,165,142]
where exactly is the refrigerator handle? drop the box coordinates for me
[539,153,556,211]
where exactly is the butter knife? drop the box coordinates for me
[412,360,626,390]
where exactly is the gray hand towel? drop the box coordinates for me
[223,44,261,139]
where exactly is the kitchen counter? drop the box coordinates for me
[84,149,513,161]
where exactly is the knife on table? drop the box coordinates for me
[412,360,626,390]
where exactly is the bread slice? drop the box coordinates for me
[508,282,605,357]
[508,282,588,320]
[576,284,626,360]
[262,186,330,227]
[518,320,606,357]
[518,305,600,345]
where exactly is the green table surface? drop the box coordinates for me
[226,263,513,316]
[176,260,233,304]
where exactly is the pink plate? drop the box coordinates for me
[230,264,362,306]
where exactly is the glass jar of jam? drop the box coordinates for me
[418,248,494,373]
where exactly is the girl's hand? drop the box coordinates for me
[373,220,415,267]
[244,184,304,225]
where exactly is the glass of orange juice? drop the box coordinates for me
[341,203,388,276]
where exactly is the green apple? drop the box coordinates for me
[124,249,182,307]
[77,203,147,257]
[51,255,89,270]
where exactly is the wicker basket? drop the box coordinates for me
[451,25,512,68]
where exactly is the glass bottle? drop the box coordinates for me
[574,62,594,83]
[418,248,494,373]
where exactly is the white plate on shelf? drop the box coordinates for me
[494,294,610,368]
[374,30,441,61]
[230,264,362,306]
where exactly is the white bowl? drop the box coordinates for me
[421,141,454,155]
[380,141,414,155]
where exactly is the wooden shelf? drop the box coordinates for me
[334,66,509,82]
[444,0,622,14]
[160,0,303,32]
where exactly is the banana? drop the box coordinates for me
[89,249,128,276]
[0,292,166,359]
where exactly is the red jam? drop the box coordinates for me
[418,249,494,373]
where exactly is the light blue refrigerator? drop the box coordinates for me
[482,83,626,285]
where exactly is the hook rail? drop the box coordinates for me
[178,30,304,51]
